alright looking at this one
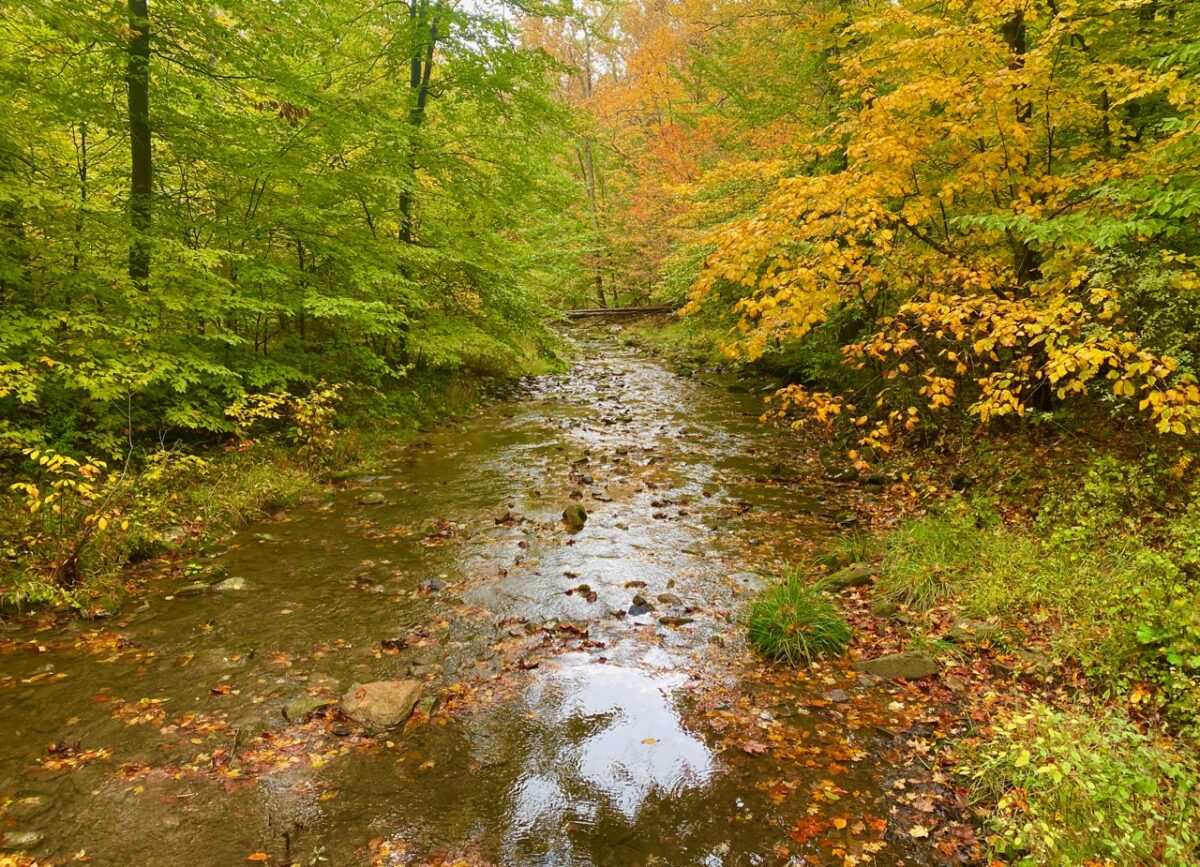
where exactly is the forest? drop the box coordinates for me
[2,0,1200,863]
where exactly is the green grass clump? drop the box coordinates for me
[963,702,1200,866]
[875,507,983,609]
[746,577,852,665]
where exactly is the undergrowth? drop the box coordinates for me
[0,368,498,615]
[963,702,1200,865]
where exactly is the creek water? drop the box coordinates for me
[0,329,937,866]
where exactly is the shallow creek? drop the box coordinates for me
[0,330,939,866]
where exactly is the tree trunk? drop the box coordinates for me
[398,1,437,245]
[127,0,152,286]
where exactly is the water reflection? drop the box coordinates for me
[504,654,713,862]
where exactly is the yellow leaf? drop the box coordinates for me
[909,825,930,838]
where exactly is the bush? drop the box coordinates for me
[963,702,1200,865]
[746,577,852,665]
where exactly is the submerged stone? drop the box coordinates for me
[211,576,252,592]
[358,491,387,506]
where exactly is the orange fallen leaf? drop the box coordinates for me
[247,854,269,862]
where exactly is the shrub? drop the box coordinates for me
[746,577,852,665]
[963,702,1200,866]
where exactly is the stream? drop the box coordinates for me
[0,328,941,866]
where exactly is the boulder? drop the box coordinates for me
[851,651,939,680]
[562,503,588,532]
[358,491,387,506]
[339,680,423,729]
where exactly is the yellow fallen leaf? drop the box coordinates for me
[642,738,659,745]
[909,825,929,839]
[833,817,847,830]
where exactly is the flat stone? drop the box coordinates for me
[851,651,939,680]
[211,576,252,592]
[656,592,684,606]
[658,615,695,626]
[339,680,423,729]
[358,491,387,506]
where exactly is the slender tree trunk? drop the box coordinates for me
[580,38,607,307]
[398,1,437,244]
[127,0,152,286]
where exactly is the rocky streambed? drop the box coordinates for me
[0,328,948,866]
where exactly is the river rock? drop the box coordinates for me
[211,576,252,592]
[359,491,387,506]
[819,564,875,591]
[562,503,588,531]
[656,592,684,606]
[851,651,939,680]
[339,680,423,729]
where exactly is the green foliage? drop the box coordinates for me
[876,503,984,609]
[0,0,583,457]
[963,702,1200,866]
[874,473,1200,732]
[746,575,852,665]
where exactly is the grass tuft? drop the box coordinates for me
[746,576,852,665]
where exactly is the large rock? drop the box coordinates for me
[562,503,588,531]
[339,680,423,728]
[852,651,939,680]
